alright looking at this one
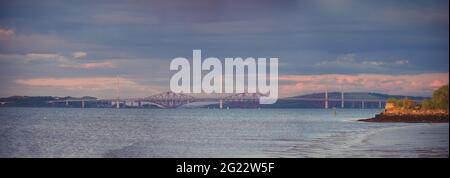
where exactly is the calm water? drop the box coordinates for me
[0,108,448,158]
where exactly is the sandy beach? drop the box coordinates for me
[338,123,449,158]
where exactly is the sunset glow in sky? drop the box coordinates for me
[0,0,448,98]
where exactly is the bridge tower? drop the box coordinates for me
[341,85,345,108]
[116,76,120,109]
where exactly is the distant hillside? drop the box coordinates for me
[0,96,97,107]
[259,92,429,109]
[290,92,429,101]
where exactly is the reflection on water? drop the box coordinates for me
[0,108,448,158]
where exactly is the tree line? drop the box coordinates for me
[387,85,448,111]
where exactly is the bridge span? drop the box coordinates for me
[46,91,419,109]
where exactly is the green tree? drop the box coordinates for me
[431,85,449,110]
[395,99,404,108]
[387,98,398,104]
[420,99,433,110]
[401,98,415,110]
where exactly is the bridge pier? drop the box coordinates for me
[219,99,223,109]
[362,101,365,109]
[325,91,329,109]
[81,100,85,108]
[65,100,69,107]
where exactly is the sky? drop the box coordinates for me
[0,0,448,98]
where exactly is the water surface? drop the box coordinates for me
[0,108,448,157]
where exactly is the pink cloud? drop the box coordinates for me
[16,77,128,90]
[22,52,114,69]
[78,61,116,69]
[279,73,449,97]
[430,79,446,89]
[58,61,117,69]
[0,28,15,38]
[15,77,160,98]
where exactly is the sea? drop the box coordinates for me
[0,108,448,158]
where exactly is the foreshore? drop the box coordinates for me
[341,123,449,157]
[359,113,449,123]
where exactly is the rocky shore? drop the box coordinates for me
[359,113,449,123]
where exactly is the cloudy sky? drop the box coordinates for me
[0,0,448,98]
